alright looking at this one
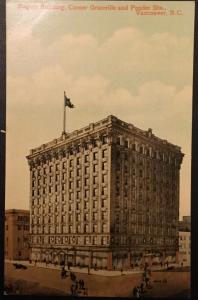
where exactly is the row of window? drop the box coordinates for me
[5,225,29,231]
[32,198,107,210]
[17,216,29,222]
[32,185,108,198]
[32,149,108,176]
[31,223,108,234]
[116,138,179,164]
[32,174,108,189]
[32,211,107,224]
[31,234,109,246]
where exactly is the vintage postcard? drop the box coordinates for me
[4,0,194,297]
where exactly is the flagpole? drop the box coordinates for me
[63,91,66,134]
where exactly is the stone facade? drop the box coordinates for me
[5,209,30,260]
[179,231,191,266]
[27,115,183,269]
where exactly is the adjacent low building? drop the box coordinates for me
[4,209,30,261]
[27,115,184,269]
[179,216,191,266]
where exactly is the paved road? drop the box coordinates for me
[5,261,190,297]
[5,259,177,276]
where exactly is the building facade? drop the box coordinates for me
[179,216,191,232]
[27,115,183,269]
[179,231,191,266]
[4,209,30,260]
[178,216,191,266]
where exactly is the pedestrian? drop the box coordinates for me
[61,267,66,279]
[84,287,88,296]
[140,282,144,294]
[75,280,78,290]
[70,284,74,296]
[145,277,149,288]
[133,286,137,297]
[79,279,81,289]
[81,279,84,289]
[121,268,123,275]
[136,286,140,298]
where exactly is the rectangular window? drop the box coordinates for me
[84,190,89,199]
[101,199,107,207]
[93,176,98,184]
[85,167,89,175]
[93,236,97,245]
[93,212,97,221]
[77,191,81,200]
[124,140,128,148]
[102,223,107,233]
[77,168,81,176]
[101,211,107,220]
[102,174,107,183]
[84,225,89,233]
[93,200,97,209]
[102,149,107,158]
[102,162,107,171]
[84,213,89,221]
[69,193,74,201]
[76,213,81,221]
[77,225,81,233]
[85,155,89,163]
[93,152,98,160]
[93,188,98,197]
[116,137,121,145]
[93,224,97,233]
[93,164,98,173]
[84,201,88,209]
[68,214,73,222]
[85,178,89,186]
[76,180,80,188]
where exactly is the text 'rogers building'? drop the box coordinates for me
[26,115,184,270]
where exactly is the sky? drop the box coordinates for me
[6,0,195,219]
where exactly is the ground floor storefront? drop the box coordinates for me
[30,246,177,270]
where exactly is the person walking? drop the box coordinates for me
[133,286,137,297]
[140,282,144,294]
[136,286,140,298]
[82,279,85,289]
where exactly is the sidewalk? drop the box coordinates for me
[5,259,178,277]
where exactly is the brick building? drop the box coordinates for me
[5,209,30,260]
[26,115,183,269]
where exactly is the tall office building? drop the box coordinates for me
[27,115,183,270]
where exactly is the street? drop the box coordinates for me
[4,261,190,297]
